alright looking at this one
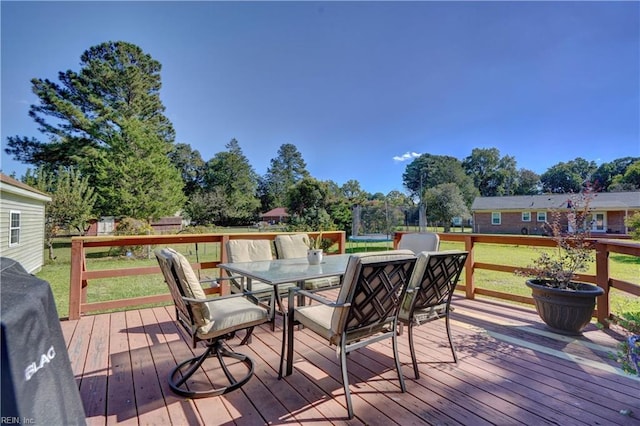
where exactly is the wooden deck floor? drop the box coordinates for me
[60,296,640,425]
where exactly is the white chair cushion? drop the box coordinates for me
[399,251,431,321]
[398,250,460,323]
[275,234,311,259]
[197,296,269,339]
[275,234,339,289]
[331,250,415,340]
[302,276,341,290]
[226,239,273,262]
[165,248,211,330]
[293,304,334,341]
[225,240,274,295]
[398,233,440,254]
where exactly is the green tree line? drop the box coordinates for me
[5,41,640,240]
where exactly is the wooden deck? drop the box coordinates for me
[61,296,640,425]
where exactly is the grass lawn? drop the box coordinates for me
[37,235,639,328]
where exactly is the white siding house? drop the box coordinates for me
[0,173,51,273]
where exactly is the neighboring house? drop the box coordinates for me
[471,191,640,236]
[0,173,51,273]
[260,207,289,224]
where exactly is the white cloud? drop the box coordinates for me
[393,151,421,162]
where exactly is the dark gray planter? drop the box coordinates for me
[526,279,605,335]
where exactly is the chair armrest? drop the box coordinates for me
[199,278,220,288]
[287,286,350,308]
[181,290,264,304]
[198,275,246,288]
[214,275,246,282]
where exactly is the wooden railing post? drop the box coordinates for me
[337,232,346,254]
[219,235,231,295]
[595,241,610,327]
[69,239,84,320]
[465,235,475,299]
[64,232,638,318]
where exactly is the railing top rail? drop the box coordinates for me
[72,231,345,248]
[72,230,344,241]
[595,239,640,256]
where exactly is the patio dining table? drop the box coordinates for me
[218,253,351,323]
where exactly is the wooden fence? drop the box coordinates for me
[68,231,639,327]
[69,231,345,320]
[394,232,640,326]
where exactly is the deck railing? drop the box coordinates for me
[68,231,639,327]
[393,232,640,327]
[68,231,345,320]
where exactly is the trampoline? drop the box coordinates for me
[348,234,393,251]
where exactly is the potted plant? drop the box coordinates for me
[307,231,324,265]
[517,190,604,335]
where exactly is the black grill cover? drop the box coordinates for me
[1,257,85,424]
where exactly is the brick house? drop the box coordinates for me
[260,207,289,224]
[471,191,640,236]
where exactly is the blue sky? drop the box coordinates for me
[2,1,639,195]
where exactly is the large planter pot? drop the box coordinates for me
[526,279,605,335]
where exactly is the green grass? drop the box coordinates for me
[37,236,639,325]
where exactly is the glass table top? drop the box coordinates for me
[219,253,351,285]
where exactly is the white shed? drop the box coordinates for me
[0,173,51,273]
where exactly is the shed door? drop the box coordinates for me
[98,217,115,235]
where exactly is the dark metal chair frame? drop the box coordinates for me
[155,249,268,398]
[283,252,416,419]
[399,250,468,379]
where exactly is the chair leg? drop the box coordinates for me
[392,329,407,392]
[168,340,255,398]
[239,326,254,345]
[339,344,354,419]
[445,314,458,363]
[270,292,278,331]
[278,310,288,379]
[285,309,296,376]
[408,323,420,379]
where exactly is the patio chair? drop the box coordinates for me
[398,232,440,253]
[283,250,416,419]
[155,248,268,398]
[274,234,341,290]
[225,239,298,327]
[225,239,277,297]
[398,250,468,379]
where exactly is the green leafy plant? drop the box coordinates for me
[309,230,323,250]
[610,336,640,376]
[111,217,154,257]
[625,211,640,240]
[613,311,640,334]
[517,191,595,290]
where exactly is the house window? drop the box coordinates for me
[522,212,531,222]
[537,212,547,222]
[491,212,501,225]
[9,211,21,246]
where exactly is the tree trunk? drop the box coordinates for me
[47,240,55,261]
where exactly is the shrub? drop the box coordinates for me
[516,190,595,289]
[111,217,154,257]
[625,211,640,240]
